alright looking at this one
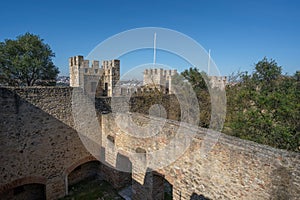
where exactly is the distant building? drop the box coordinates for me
[56,76,70,86]
[69,55,120,97]
[143,68,178,94]
[115,80,143,96]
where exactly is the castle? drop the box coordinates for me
[143,68,227,92]
[69,55,120,97]
[143,68,178,94]
[0,56,298,200]
[0,87,299,199]
[69,55,179,96]
[69,55,228,97]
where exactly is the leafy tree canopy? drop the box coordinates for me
[0,33,59,86]
[224,57,299,152]
[181,67,208,92]
[253,57,282,83]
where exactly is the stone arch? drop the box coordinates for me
[147,170,177,200]
[132,169,174,200]
[64,155,100,195]
[64,155,97,175]
[0,176,46,199]
[155,169,175,188]
[152,171,173,200]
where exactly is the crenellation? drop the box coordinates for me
[91,60,99,68]
[143,68,178,94]
[69,55,120,97]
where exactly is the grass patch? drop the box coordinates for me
[60,177,123,200]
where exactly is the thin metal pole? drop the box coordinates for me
[208,49,211,76]
[153,32,157,65]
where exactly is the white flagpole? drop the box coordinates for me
[207,49,211,76]
[153,32,156,65]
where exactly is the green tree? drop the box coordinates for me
[0,33,59,86]
[181,67,208,92]
[294,71,300,81]
[178,68,211,128]
[224,58,299,152]
[253,57,282,82]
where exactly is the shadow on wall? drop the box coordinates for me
[99,147,133,189]
[0,183,46,200]
[0,87,132,199]
[0,87,90,199]
[132,168,173,200]
[271,166,292,200]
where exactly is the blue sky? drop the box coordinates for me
[1,0,299,76]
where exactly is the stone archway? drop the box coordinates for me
[150,172,174,200]
[65,156,100,195]
[67,160,101,188]
[64,155,132,199]
[132,170,174,200]
[0,176,46,200]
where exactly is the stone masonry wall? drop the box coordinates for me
[0,87,299,200]
[0,87,129,199]
[102,113,300,200]
[0,87,92,199]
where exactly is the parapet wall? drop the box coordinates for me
[0,87,299,200]
[102,113,300,199]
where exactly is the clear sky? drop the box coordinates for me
[1,0,299,76]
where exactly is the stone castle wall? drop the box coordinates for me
[143,68,178,94]
[69,56,120,97]
[0,87,299,199]
[0,87,92,199]
[102,113,300,199]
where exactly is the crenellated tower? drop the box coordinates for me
[69,55,120,97]
[143,68,177,94]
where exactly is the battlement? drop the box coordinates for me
[69,55,120,97]
[69,56,100,69]
[144,68,177,77]
[143,68,178,94]
[69,55,84,67]
[102,59,120,69]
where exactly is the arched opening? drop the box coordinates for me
[163,178,173,200]
[131,169,173,200]
[66,160,122,199]
[64,155,132,199]
[67,160,101,192]
[152,172,173,200]
[0,183,46,200]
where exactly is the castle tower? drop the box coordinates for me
[143,68,178,94]
[101,59,120,96]
[69,55,84,87]
[167,69,177,94]
[143,68,165,87]
[69,56,121,97]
